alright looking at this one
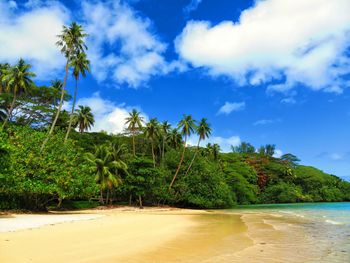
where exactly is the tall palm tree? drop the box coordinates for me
[1,59,35,129]
[85,145,126,204]
[125,109,144,156]
[41,22,88,151]
[185,118,212,176]
[169,115,196,189]
[160,121,171,162]
[144,118,159,167]
[64,52,90,142]
[73,105,94,133]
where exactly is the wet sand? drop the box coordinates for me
[0,207,332,262]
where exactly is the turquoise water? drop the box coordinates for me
[236,202,350,225]
[230,202,350,262]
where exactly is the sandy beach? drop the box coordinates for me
[0,207,338,263]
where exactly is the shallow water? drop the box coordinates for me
[229,202,350,262]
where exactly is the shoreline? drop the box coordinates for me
[0,206,345,262]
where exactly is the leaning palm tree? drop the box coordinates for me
[160,121,171,162]
[169,115,196,189]
[125,109,144,156]
[41,22,88,151]
[185,118,212,176]
[73,105,94,133]
[85,145,126,204]
[64,52,90,142]
[144,118,159,167]
[1,59,35,129]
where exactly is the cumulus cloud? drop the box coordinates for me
[217,101,245,115]
[0,0,69,79]
[82,0,175,87]
[253,119,281,126]
[176,0,350,93]
[74,93,148,134]
[0,0,176,87]
[188,134,241,152]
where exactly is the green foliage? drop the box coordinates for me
[0,125,97,210]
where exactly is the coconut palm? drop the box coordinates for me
[85,145,126,204]
[144,118,159,167]
[125,109,144,156]
[64,52,90,142]
[212,143,221,161]
[73,105,94,133]
[185,118,212,176]
[169,115,196,189]
[160,121,171,162]
[0,63,10,94]
[1,59,35,129]
[167,128,182,149]
[41,22,88,151]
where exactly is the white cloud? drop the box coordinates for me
[183,0,203,15]
[82,0,174,88]
[273,149,283,158]
[0,1,69,79]
[188,134,241,152]
[217,101,245,115]
[253,119,281,126]
[176,0,350,93]
[0,0,177,87]
[74,93,148,134]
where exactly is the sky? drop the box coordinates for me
[1,0,350,181]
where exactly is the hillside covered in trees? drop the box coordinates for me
[1,22,349,211]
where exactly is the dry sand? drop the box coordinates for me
[0,207,324,263]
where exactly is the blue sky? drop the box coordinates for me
[1,0,350,181]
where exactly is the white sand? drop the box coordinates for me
[0,213,104,233]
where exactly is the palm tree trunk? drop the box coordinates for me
[1,91,16,129]
[162,136,165,162]
[64,76,78,142]
[132,130,136,156]
[106,188,110,205]
[138,195,143,209]
[184,138,201,177]
[129,194,132,206]
[100,188,104,204]
[151,140,156,168]
[169,136,187,189]
[40,60,69,152]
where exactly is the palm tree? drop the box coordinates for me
[0,63,10,94]
[41,22,88,151]
[160,121,171,162]
[144,118,159,167]
[1,59,35,129]
[167,128,182,149]
[85,145,126,204]
[185,118,212,176]
[212,143,221,161]
[64,52,90,142]
[169,115,196,189]
[73,105,94,133]
[125,109,144,156]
